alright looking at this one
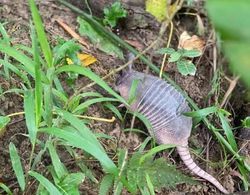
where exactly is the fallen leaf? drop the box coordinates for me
[178,31,205,52]
[67,53,97,67]
[146,0,167,22]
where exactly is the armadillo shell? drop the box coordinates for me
[130,71,192,146]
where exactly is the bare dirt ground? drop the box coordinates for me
[0,0,249,194]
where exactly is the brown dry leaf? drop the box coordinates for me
[178,31,205,52]
[67,53,97,66]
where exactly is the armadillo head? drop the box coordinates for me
[115,69,147,111]
[115,69,136,101]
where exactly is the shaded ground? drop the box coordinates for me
[0,0,249,194]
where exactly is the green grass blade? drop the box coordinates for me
[40,126,118,174]
[28,0,53,67]
[55,109,102,148]
[73,97,119,113]
[56,65,127,105]
[48,142,67,179]
[29,171,61,195]
[104,102,123,121]
[145,173,155,195]
[0,182,13,195]
[31,24,43,126]
[139,144,176,164]
[0,22,10,43]
[218,111,238,151]
[52,88,68,104]
[0,59,31,86]
[0,44,35,77]
[24,90,37,145]
[9,142,25,191]
[139,137,152,153]
[44,84,53,127]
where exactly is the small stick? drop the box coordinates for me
[55,18,89,49]
[74,115,116,123]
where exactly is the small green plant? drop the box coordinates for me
[242,116,250,128]
[157,48,201,76]
[103,1,127,28]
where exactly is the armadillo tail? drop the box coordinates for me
[177,145,229,194]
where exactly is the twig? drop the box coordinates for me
[75,115,116,123]
[220,76,240,108]
[55,18,90,49]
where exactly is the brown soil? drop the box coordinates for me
[0,0,249,194]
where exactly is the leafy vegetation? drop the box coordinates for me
[103,1,127,28]
[0,0,250,194]
[157,48,201,76]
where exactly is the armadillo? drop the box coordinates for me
[116,63,229,194]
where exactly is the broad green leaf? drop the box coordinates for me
[29,0,53,67]
[242,116,250,128]
[24,90,37,145]
[56,65,127,105]
[29,171,61,195]
[77,17,123,59]
[182,49,202,58]
[156,48,175,55]
[40,127,118,174]
[103,2,127,28]
[99,174,114,195]
[9,142,25,191]
[176,60,196,76]
[127,153,194,191]
[169,51,182,62]
[0,182,12,195]
[146,0,167,22]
